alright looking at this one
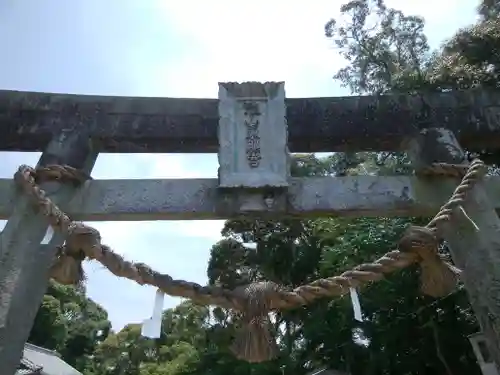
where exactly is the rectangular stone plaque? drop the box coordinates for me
[218,81,289,188]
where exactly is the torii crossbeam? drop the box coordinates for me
[1,82,500,375]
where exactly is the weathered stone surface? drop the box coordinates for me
[1,176,500,221]
[218,82,289,188]
[1,88,500,153]
[0,132,98,375]
[407,128,500,371]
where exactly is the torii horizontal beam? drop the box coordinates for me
[1,89,500,153]
[1,176,500,221]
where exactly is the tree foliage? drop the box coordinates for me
[325,0,432,95]
[29,280,111,372]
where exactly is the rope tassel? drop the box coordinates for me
[230,315,279,363]
[230,282,280,363]
[50,247,86,285]
[50,223,101,285]
[398,226,461,297]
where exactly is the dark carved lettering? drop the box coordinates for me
[243,101,262,168]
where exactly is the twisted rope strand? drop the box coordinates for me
[264,159,486,309]
[14,165,244,310]
[269,250,418,310]
[14,161,485,308]
[425,159,485,230]
[12,159,486,363]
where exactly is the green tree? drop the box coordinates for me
[28,280,111,372]
[320,0,494,372]
[429,3,500,165]
[91,302,209,375]
[324,0,433,95]
[478,0,500,21]
[206,154,480,374]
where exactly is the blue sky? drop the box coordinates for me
[0,0,478,331]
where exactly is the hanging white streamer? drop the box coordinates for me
[349,287,363,322]
[141,289,164,339]
[40,226,54,245]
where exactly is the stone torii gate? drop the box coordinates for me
[1,82,500,375]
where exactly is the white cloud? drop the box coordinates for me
[149,0,478,99]
[139,1,347,99]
